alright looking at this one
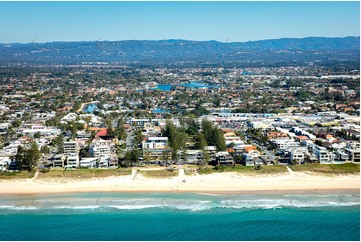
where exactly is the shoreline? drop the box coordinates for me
[1,172,359,195]
[1,188,359,197]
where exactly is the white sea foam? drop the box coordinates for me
[109,205,162,210]
[218,198,360,209]
[0,205,39,210]
[52,205,100,210]
[0,195,359,212]
[162,200,213,211]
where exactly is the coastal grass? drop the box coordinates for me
[219,165,288,174]
[94,168,131,177]
[197,165,288,175]
[0,171,35,179]
[36,168,132,179]
[63,169,95,178]
[290,163,360,174]
[140,169,178,178]
[116,168,132,176]
[37,169,64,178]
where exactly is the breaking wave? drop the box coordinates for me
[0,194,359,212]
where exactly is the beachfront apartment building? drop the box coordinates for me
[80,157,99,168]
[142,137,171,160]
[313,146,331,164]
[89,140,111,158]
[64,141,80,168]
[177,150,203,164]
[204,146,217,157]
[243,149,261,166]
[289,147,309,164]
[88,139,117,168]
[344,141,360,163]
[215,151,234,165]
[50,154,66,168]
[64,141,80,156]
[332,151,349,163]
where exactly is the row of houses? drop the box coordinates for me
[275,140,360,164]
[48,137,117,169]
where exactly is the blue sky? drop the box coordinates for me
[0,1,359,43]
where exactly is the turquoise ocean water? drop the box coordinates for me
[0,192,359,241]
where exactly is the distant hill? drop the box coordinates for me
[0,36,359,67]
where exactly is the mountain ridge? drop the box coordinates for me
[0,36,359,66]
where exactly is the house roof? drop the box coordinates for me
[96,129,108,137]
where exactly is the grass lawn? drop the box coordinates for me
[290,163,360,174]
[140,170,178,178]
[0,171,35,179]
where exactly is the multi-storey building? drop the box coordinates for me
[313,146,331,163]
[64,141,80,168]
[344,141,360,162]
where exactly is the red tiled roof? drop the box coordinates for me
[96,129,108,137]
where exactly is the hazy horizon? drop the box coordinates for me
[1,35,360,45]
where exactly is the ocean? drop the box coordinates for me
[0,192,359,241]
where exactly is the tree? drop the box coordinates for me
[40,145,50,155]
[124,151,132,162]
[195,133,207,150]
[15,142,41,171]
[185,120,199,135]
[213,128,226,151]
[200,119,226,151]
[131,149,139,163]
[14,146,25,170]
[33,131,41,139]
[164,121,188,160]
[79,147,90,158]
[24,142,41,170]
[53,134,64,153]
[201,119,213,142]
[334,93,346,102]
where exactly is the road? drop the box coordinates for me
[125,131,134,152]
[243,130,277,161]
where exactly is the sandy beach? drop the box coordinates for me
[0,170,359,195]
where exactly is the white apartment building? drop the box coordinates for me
[89,139,112,158]
[64,141,80,156]
[177,150,203,164]
[142,137,168,149]
[344,141,360,163]
[80,157,99,168]
[313,146,331,163]
[272,139,300,150]
[64,141,80,168]
[289,147,309,164]
[142,137,171,160]
[18,125,61,137]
